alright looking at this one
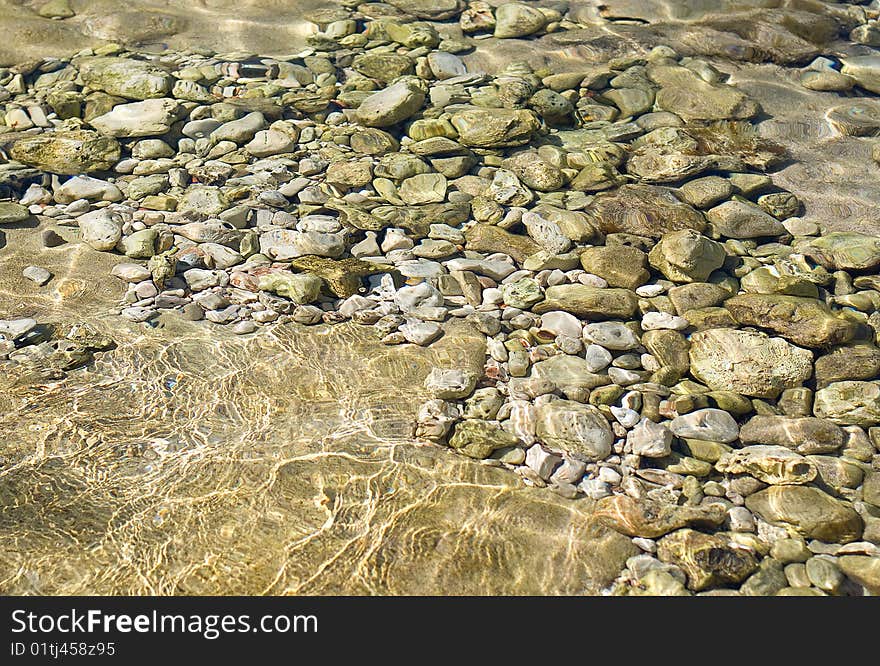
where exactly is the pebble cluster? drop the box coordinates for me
[0,317,114,384]
[1,1,880,595]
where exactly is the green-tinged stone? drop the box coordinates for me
[740,559,787,596]
[531,205,600,243]
[864,472,880,508]
[706,200,785,239]
[408,118,458,142]
[350,128,399,155]
[715,446,817,485]
[807,455,864,492]
[589,384,624,407]
[569,162,625,192]
[10,130,121,175]
[657,528,759,591]
[355,79,426,128]
[680,439,732,463]
[398,173,447,205]
[622,569,692,596]
[776,587,826,596]
[533,285,639,320]
[383,20,441,49]
[449,419,520,459]
[290,256,392,298]
[664,454,712,477]
[0,202,30,225]
[679,176,733,209]
[46,90,83,119]
[523,250,581,272]
[837,556,880,594]
[648,229,726,283]
[501,278,543,309]
[494,2,548,39]
[579,245,649,290]
[814,381,880,427]
[464,224,541,264]
[668,282,730,314]
[594,495,726,539]
[725,293,859,348]
[78,57,172,100]
[502,151,565,192]
[798,232,880,271]
[584,184,706,239]
[127,174,169,200]
[450,108,539,148]
[258,272,323,304]
[371,203,469,237]
[738,416,844,455]
[689,328,813,399]
[120,228,158,259]
[38,0,75,18]
[140,195,177,211]
[642,329,690,377]
[351,53,414,83]
[650,64,760,121]
[745,486,863,543]
[684,307,738,330]
[531,355,612,391]
[178,186,229,216]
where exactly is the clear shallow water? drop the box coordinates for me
[0,223,634,594]
[2,0,880,595]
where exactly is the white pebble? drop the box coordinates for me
[641,311,689,330]
[635,284,665,297]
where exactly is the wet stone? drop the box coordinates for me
[656,529,760,592]
[22,266,53,286]
[669,409,740,443]
[449,419,521,459]
[745,486,863,543]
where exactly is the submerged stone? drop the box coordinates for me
[725,294,859,348]
[657,528,759,591]
[535,400,613,460]
[78,57,172,100]
[450,108,539,148]
[738,416,844,455]
[715,445,817,485]
[0,202,30,225]
[533,285,639,320]
[745,486,863,543]
[584,184,706,239]
[356,79,426,127]
[448,419,520,459]
[689,328,813,399]
[648,229,726,283]
[257,272,323,304]
[10,130,121,175]
[814,381,880,427]
[290,256,392,298]
[594,495,726,539]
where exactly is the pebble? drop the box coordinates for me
[583,322,640,350]
[0,318,37,340]
[400,320,442,346]
[22,266,53,286]
[641,311,689,330]
[627,418,673,458]
[670,409,741,443]
[0,19,876,598]
[525,444,563,480]
[584,344,613,372]
[232,320,257,335]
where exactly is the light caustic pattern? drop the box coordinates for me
[0,221,632,595]
[3,0,880,596]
